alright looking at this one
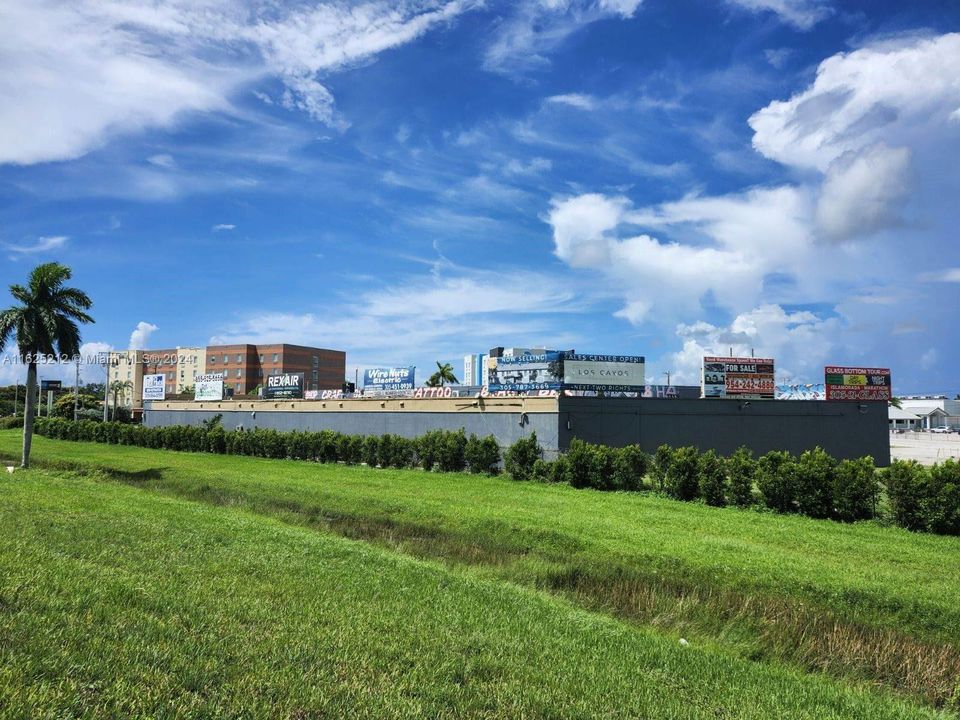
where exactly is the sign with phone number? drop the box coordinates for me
[824,366,891,401]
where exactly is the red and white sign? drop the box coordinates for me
[702,356,775,399]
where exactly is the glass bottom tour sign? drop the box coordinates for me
[824,366,891,401]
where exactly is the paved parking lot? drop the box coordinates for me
[889,432,960,465]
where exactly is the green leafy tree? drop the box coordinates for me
[109,379,133,421]
[0,263,94,467]
[426,361,459,387]
[53,392,101,420]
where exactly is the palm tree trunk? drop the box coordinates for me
[21,360,37,468]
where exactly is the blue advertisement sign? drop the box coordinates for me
[364,366,416,390]
[487,352,563,392]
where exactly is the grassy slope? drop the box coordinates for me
[0,468,947,719]
[1,431,958,709]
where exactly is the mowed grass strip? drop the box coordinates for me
[2,431,959,708]
[0,469,950,720]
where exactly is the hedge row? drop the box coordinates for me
[28,418,960,536]
[32,417,501,475]
[505,437,960,536]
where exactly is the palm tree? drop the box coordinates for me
[889,396,903,409]
[426,361,459,387]
[0,263,94,468]
[109,379,133,419]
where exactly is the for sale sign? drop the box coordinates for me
[824,366,891,401]
[702,357,775,399]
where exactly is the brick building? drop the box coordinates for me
[111,343,345,406]
[204,343,345,396]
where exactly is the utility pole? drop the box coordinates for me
[74,355,80,421]
[103,354,111,422]
[663,370,672,386]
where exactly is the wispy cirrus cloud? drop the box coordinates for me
[0,1,474,165]
[4,235,69,255]
[725,0,832,30]
[210,267,588,367]
[483,0,642,75]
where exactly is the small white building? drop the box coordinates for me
[899,396,960,429]
[888,406,921,431]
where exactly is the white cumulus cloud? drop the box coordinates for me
[129,321,158,350]
[815,143,912,242]
[749,33,960,172]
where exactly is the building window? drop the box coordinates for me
[257,369,263,377]
[236,353,242,362]
[223,355,229,363]
[312,370,318,381]
[259,354,263,363]
[236,383,241,391]
[209,356,216,364]
[272,353,278,362]
[236,369,242,378]
[312,356,319,367]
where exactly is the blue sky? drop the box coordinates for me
[1,0,959,393]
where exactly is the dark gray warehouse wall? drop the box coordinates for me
[557,397,890,465]
[146,398,889,465]
[144,408,560,457]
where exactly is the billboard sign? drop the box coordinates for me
[487,352,563,392]
[40,380,62,392]
[264,372,304,400]
[142,373,166,401]
[363,366,416,391]
[824,367,891,401]
[194,373,224,401]
[702,357,775,399]
[562,354,645,391]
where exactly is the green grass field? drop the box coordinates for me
[1,430,958,717]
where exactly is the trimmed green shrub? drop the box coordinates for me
[566,438,596,489]
[757,451,797,513]
[698,450,727,507]
[665,446,699,501]
[505,432,541,481]
[437,429,467,473]
[832,456,878,522]
[465,434,500,474]
[884,460,927,532]
[416,430,442,471]
[652,444,672,492]
[549,454,570,484]
[923,460,960,535]
[612,445,647,491]
[795,447,836,519]
[362,436,380,467]
[531,458,551,483]
[726,446,756,507]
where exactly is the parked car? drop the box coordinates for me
[930,426,953,434]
